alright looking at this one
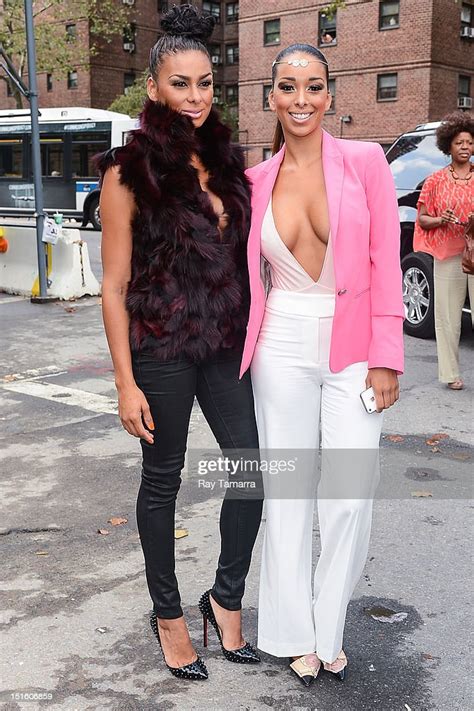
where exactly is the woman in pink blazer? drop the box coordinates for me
[241,43,405,686]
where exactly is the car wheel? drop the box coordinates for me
[89,195,101,231]
[401,252,435,338]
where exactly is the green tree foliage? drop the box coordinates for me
[323,0,346,19]
[108,71,147,117]
[0,0,129,108]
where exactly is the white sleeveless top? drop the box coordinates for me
[261,198,335,294]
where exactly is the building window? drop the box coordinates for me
[226,2,238,23]
[326,78,336,112]
[263,84,272,110]
[66,23,77,42]
[67,70,78,90]
[263,147,272,160]
[226,44,239,65]
[264,19,280,45]
[461,3,473,37]
[46,73,53,92]
[226,84,238,105]
[124,72,136,95]
[319,11,336,45]
[158,1,168,11]
[461,3,472,28]
[458,75,472,109]
[379,1,400,30]
[123,23,136,53]
[203,1,221,23]
[377,73,397,101]
[209,43,222,65]
[213,84,222,103]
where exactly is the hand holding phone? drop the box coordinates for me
[360,386,378,414]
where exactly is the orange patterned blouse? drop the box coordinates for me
[413,166,474,260]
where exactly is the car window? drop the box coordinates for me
[386,133,449,190]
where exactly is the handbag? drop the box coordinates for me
[461,214,474,275]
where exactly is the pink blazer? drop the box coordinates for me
[239,129,405,379]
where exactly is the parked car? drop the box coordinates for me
[385,121,471,338]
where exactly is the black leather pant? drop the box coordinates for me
[132,348,263,619]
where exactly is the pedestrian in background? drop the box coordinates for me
[414,111,474,390]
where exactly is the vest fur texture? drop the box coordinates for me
[96,99,251,362]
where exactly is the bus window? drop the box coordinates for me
[0,138,23,178]
[39,135,64,177]
[72,133,109,177]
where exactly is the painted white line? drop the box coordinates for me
[2,380,117,415]
[0,295,29,304]
[2,366,67,383]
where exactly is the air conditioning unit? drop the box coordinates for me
[212,96,219,104]
[458,96,473,108]
[123,42,135,52]
[123,0,135,5]
[460,26,474,37]
[211,55,220,64]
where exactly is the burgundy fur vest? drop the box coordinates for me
[96,99,251,362]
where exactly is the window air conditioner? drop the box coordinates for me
[212,96,219,103]
[211,55,220,64]
[458,96,473,108]
[123,42,135,52]
[123,0,135,5]
[460,26,473,37]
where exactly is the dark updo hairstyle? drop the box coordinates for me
[436,111,474,156]
[149,4,216,79]
[271,43,330,155]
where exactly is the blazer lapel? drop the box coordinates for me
[248,134,344,280]
[322,129,344,244]
[247,146,285,266]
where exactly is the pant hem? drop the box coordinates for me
[152,607,183,619]
[316,648,342,664]
[210,588,242,612]
[257,637,316,658]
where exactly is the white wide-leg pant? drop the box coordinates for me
[251,289,384,663]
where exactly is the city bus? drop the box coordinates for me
[0,107,137,229]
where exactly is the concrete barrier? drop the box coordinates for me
[0,224,100,299]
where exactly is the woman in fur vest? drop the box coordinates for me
[97,4,262,681]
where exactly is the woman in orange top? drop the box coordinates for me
[414,112,473,389]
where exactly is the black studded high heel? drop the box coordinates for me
[198,589,261,664]
[149,611,208,680]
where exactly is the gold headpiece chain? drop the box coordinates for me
[272,58,329,68]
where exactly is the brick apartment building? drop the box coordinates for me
[0,0,472,168]
[0,0,239,114]
[239,0,474,166]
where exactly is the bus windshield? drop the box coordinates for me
[0,107,136,227]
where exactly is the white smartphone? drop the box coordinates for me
[360,386,378,414]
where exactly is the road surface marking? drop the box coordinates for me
[2,380,117,415]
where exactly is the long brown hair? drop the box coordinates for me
[271,43,330,155]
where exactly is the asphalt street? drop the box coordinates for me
[0,228,472,711]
